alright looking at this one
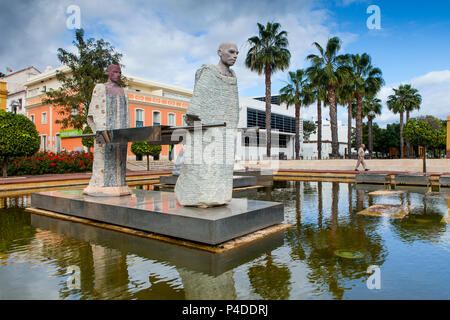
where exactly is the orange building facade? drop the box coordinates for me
[24,66,192,160]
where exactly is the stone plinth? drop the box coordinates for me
[356,173,389,184]
[357,204,412,219]
[160,175,258,188]
[30,189,284,245]
[395,174,430,186]
[233,170,273,186]
[439,175,450,187]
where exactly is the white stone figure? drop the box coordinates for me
[175,42,240,208]
[83,64,131,197]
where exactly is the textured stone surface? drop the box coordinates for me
[31,189,284,245]
[175,65,239,207]
[357,204,412,219]
[368,190,405,196]
[356,173,388,184]
[84,83,131,196]
[161,175,257,188]
[395,174,430,186]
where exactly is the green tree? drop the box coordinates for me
[0,72,5,78]
[306,66,328,159]
[345,53,383,150]
[0,111,40,177]
[403,116,445,172]
[42,29,124,130]
[362,95,382,158]
[307,37,349,158]
[131,142,162,171]
[336,73,355,158]
[387,84,421,158]
[81,125,94,154]
[303,120,317,142]
[246,22,291,158]
[279,69,312,159]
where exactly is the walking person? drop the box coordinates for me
[355,144,369,171]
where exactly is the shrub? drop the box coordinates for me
[0,111,40,177]
[0,151,93,176]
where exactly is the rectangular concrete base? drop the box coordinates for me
[30,189,284,245]
[160,175,258,188]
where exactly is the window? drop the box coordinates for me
[168,113,176,126]
[247,108,295,133]
[40,135,47,152]
[41,112,47,124]
[153,111,161,126]
[135,109,144,127]
[182,115,187,126]
[30,114,35,123]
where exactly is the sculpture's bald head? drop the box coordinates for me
[218,42,239,67]
[107,64,122,84]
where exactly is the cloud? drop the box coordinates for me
[0,0,356,96]
[374,70,450,127]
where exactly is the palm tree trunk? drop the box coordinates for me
[265,64,272,158]
[355,90,363,149]
[295,103,300,160]
[399,111,404,158]
[368,117,373,159]
[328,86,338,158]
[317,99,322,160]
[347,100,352,158]
[405,110,410,157]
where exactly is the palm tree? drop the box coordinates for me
[279,69,312,160]
[387,90,406,158]
[306,65,328,159]
[402,84,422,157]
[346,53,384,150]
[362,95,382,158]
[387,84,421,158]
[307,37,349,158]
[336,76,355,158]
[246,22,291,158]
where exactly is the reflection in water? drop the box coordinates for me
[248,253,291,299]
[0,182,449,300]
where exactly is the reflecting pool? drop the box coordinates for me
[0,181,449,299]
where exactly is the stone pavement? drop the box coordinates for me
[240,159,450,174]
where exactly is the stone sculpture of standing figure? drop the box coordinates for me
[83,64,131,196]
[175,42,240,207]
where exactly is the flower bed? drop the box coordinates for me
[1,151,93,176]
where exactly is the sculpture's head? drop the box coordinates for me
[218,42,239,67]
[107,64,122,84]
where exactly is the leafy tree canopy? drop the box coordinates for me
[0,111,40,177]
[42,28,124,130]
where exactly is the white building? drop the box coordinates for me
[236,96,299,160]
[2,67,41,115]
[236,96,351,160]
[301,118,351,159]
